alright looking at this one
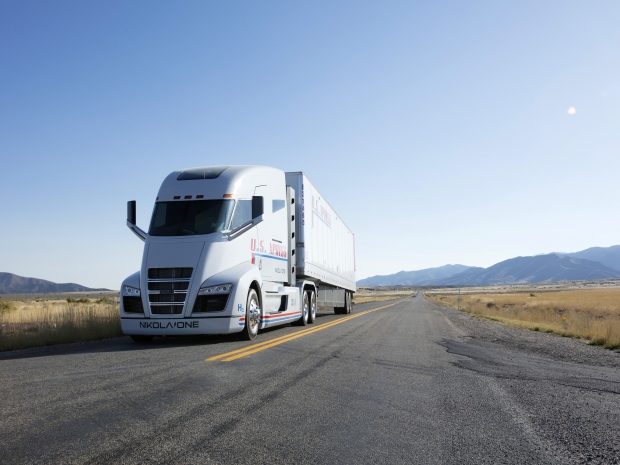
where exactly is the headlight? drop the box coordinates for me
[124,285,141,296]
[198,283,233,295]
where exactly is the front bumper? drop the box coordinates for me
[121,316,245,335]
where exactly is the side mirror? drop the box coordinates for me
[126,200,146,242]
[127,200,136,225]
[252,196,264,219]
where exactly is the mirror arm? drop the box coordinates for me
[126,220,147,242]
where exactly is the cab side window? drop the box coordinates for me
[272,199,285,213]
[230,200,252,229]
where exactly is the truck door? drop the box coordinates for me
[253,185,288,283]
[253,185,269,280]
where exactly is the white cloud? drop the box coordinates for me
[567,107,576,115]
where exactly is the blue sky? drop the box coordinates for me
[1,1,619,289]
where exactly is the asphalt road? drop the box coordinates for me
[1,294,619,464]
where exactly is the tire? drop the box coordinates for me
[307,290,316,324]
[239,288,261,341]
[130,335,154,343]
[293,290,309,326]
[346,292,352,314]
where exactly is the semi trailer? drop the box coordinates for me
[121,165,356,341]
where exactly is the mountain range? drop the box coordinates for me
[0,273,108,294]
[564,245,620,271]
[357,245,620,287]
[357,264,473,286]
[5,244,620,292]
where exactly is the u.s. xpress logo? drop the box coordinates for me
[139,321,199,329]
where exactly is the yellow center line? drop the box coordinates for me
[206,300,402,362]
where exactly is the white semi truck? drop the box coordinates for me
[121,165,356,341]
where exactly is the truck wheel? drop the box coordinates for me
[307,290,316,324]
[346,292,352,314]
[130,335,153,343]
[240,289,261,340]
[293,291,309,326]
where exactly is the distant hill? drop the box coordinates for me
[566,245,620,272]
[0,273,108,295]
[424,253,620,286]
[357,264,473,286]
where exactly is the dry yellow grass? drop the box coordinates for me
[0,298,122,352]
[353,290,415,304]
[425,289,620,349]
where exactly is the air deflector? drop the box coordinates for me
[177,167,227,180]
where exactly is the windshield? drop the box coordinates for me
[149,200,234,236]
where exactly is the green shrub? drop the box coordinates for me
[0,301,16,313]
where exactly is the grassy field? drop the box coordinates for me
[0,297,122,352]
[425,289,620,349]
[353,288,416,305]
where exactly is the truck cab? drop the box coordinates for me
[121,165,306,341]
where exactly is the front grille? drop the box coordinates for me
[148,281,189,291]
[149,293,186,303]
[147,267,193,315]
[123,296,144,314]
[148,268,192,279]
[192,294,230,313]
[151,305,184,315]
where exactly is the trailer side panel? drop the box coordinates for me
[285,172,356,292]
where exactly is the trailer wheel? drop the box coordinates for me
[130,335,153,343]
[293,291,309,326]
[240,288,261,340]
[307,290,316,324]
[346,292,352,314]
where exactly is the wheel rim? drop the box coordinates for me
[303,293,309,323]
[248,294,260,335]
